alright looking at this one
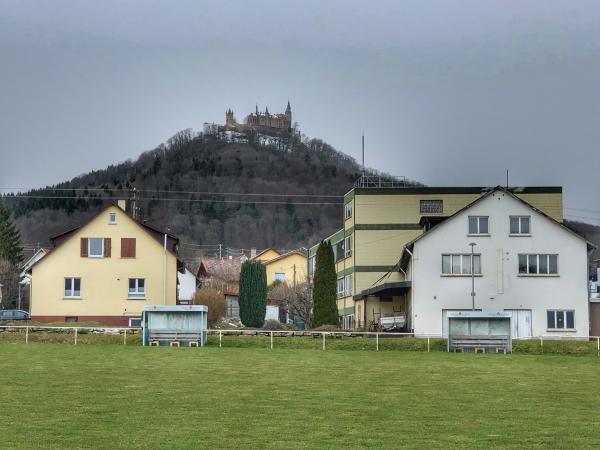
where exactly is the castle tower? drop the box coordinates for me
[225,108,234,128]
[285,100,292,127]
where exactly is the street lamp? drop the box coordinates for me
[469,242,476,311]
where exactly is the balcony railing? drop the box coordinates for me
[354,175,407,188]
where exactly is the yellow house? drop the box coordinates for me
[309,179,564,330]
[253,249,308,286]
[29,203,179,326]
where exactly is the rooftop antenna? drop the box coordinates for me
[506,169,509,191]
[362,132,365,176]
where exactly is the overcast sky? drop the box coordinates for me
[1,0,600,224]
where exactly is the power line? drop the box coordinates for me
[0,187,343,199]
[2,194,342,206]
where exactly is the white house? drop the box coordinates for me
[400,188,593,338]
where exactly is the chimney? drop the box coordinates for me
[250,248,257,259]
[117,199,127,211]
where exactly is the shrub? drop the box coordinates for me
[193,288,227,327]
[312,241,338,328]
[262,320,284,330]
[312,324,340,332]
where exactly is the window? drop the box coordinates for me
[441,254,481,275]
[128,278,145,298]
[547,310,574,330]
[420,199,443,214]
[109,213,117,224]
[64,278,81,298]
[65,316,78,323]
[337,275,352,297]
[468,216,489,235]
[344,235,352,258]
[88,238,104,258]
[128,318,142,327]
[308,256,315,275]
[510,216,531,235]
[337,278,345,298]
[121,238,136,258]
[274,273,286,283]
[226,295,240,319]
[518,254,558,275]
[334,241,345,262]
[344,274,353,296]
[344,202,353,220]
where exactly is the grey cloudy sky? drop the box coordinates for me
[1,0,600,223]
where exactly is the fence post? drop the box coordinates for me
[270,331,273,350]
[219,330,222,348]
[376,332,379,351]
[322,333,326,350]
[25,326,29,344]
[123,329,127,345]
[74,328,78,345]
[540,336,543,353]
[427,336,430,353]
[597,337,599,357]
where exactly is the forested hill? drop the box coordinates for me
[4,129,418,257]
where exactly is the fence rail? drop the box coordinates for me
[2,325,600,355]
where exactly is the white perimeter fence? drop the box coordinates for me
[1,325,600,355]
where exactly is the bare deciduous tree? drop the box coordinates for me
[270,281,313,327]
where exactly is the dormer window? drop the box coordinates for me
[109,213,117,224]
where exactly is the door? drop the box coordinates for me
[591,303,600,337]
[505,309,532,338]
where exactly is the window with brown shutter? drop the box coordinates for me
[104,238,111,257]
[80,238,88,257]
[121,238,136,258]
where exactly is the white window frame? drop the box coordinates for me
[108,213,117,224]
[344,202,353,220]
[468,216,489,235]
[274,272,286,283]
[510,215,531,235]
[88,238,104,258]
[337,278,345,298]
[518,254,558,276]
[547,309,575,330]
[64,277,81,298]
[128,278,145,298]
[441,254,481,276]
[344,274,353,297]
[344,235,352,258]
[308,256,315,275]
[128,317,142,327]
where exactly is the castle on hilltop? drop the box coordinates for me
[225,101,292,131]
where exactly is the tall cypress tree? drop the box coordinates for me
[312,240,339,328]
[238,260,267,328]
[0,201,23,265]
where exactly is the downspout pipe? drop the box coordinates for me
[405,247,414,333]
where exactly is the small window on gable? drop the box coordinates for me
[109,213,117,224]
[510,216,531,235]
[468,216,489,235]
[344,202,353,220]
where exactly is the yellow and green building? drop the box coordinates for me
[308,177,563,330]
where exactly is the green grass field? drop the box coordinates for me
[1,343,600,449]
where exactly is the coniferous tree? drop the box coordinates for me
[238,260,267,328]
[312,240,339,328]
[0,201,23,265]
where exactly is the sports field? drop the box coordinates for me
[1,343,599,449]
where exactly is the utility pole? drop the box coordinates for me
[361,132,365,176]
[293,264,297,288]
[469,242,476,310]
[219,244,222,260]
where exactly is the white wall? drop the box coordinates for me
[409,191,589,337]
[177,269,198,302]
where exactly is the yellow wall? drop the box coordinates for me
[31,206,178,319]
[265,253,307,286]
